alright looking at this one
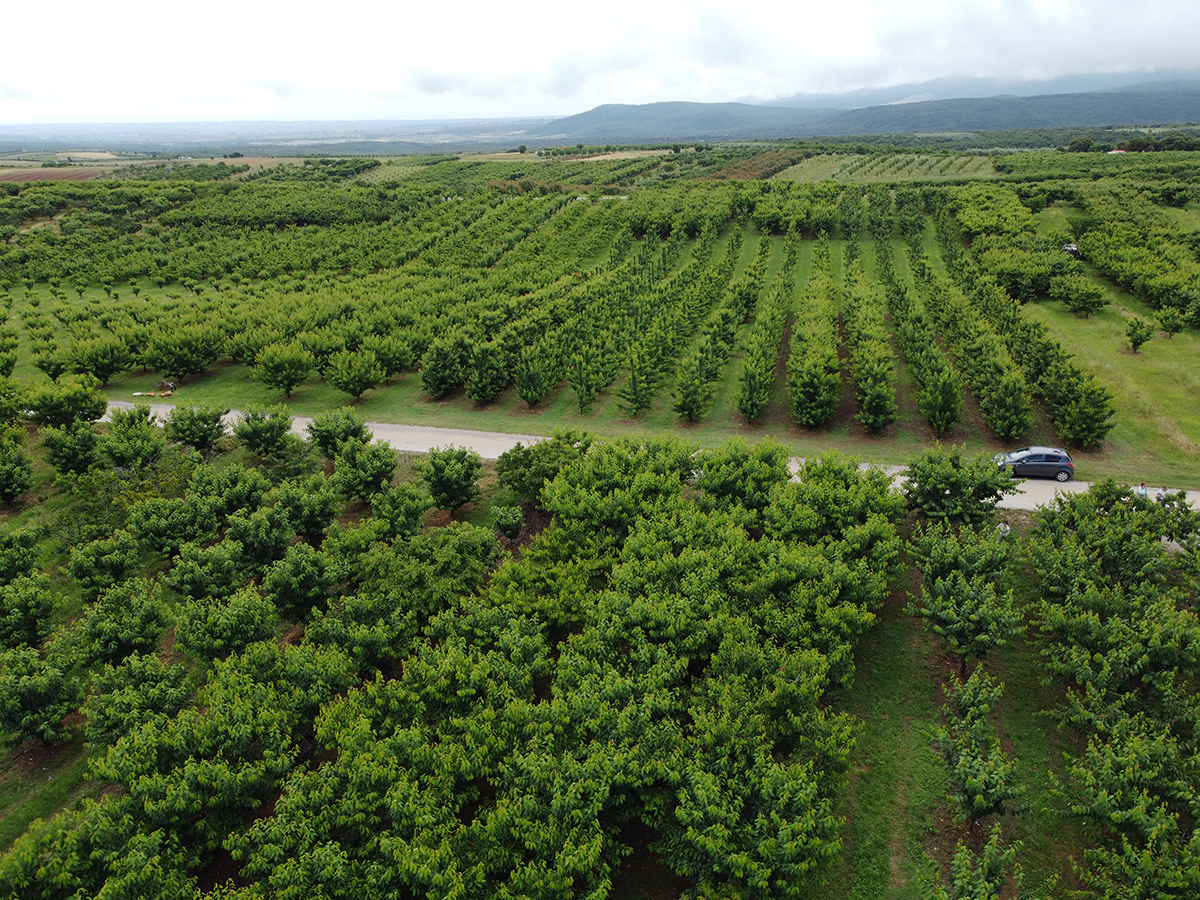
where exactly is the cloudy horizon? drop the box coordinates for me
[2,0,1198,124]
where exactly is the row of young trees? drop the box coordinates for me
[736,230,800,420]
[785,238,842,427]
[875,237,963,435]
[904,448,1027,897]
[673,234,771,421]
[916,267,1034,442]
[936,188,1116,448]
[1028,483,1200,898]
[840,258,898,432]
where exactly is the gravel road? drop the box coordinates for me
[106,402,1200,511]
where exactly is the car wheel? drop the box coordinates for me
[1055,469,1070,483]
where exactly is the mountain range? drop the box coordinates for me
[3,75,1200,155]
[528,79,1200,144]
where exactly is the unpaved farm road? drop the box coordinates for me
[107,402,1200,512]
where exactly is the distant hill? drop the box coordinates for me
[762,71,1200,109]
[525,102,837,143]
[808,83,1200,135]
[530,83,1200,144]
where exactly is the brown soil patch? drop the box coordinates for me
[571,150,672,162]
[3,737,76,780]
[497,505,552,559]
[610,820,689,900]
[832,314,859,431]
[698,149,805,182]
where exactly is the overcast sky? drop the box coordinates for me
[2,0,1197,123]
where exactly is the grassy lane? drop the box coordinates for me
[1020,277,1200,488]
[815,511,1098,899]
[813,585,946,900]
[1030,203,1200,486]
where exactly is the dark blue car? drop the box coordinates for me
[994,446,1075,482]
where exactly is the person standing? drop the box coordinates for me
[1136,482,1148,500]
[1156,485,1169,504]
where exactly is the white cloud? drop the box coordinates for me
[1,0,1197,122]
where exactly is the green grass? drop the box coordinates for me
[1017,218,1200,488]
[811,526,1094,900]
[0,734,98,851]
[812,589,948,900]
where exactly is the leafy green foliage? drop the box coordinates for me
[1048,273,1108,317]
[615,347,654,417]
[233,404,294,456]
[69,335,132,385]
[912,521,1010,587]
[490,504,524,538]
[904,445,1016,526]
[696,437,791,525]
[923,825,1022,900]
[100,405,166,470]
[464,339,508,403]
[420,445,482,511]
[1126,316,1155,353]
[368,481,430,539]
[77,579,169,664]
[24,374,107,428]
[305,407,369,458]
[333,438,397,502]
[83,652,190,746]
[1026,482,1200,893]
[126,495,219,557]
[327,348,386,402]
[0,575,56,651]
[671,353,715,421]
[267,473,340,540]
[909,572,1024,678]
[933,670,1024,823]
[1156,306,1185,338]
[255,342,315,397]
[0,646,79,745]
[419,331,470,398]
[175,587,277,660]
[68,529,141,602]
[145,324,225,380]
[0,527,39,584]
[225,505,294,568]
[165,539,250,602]
[0,429,32,505]
[42,419,99,474]
[495,429,592,506]
[262,543,334,620]
[164,404,229,457]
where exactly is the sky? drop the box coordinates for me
[2,0,1197,123]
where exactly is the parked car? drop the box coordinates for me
[994,446,1075,482]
